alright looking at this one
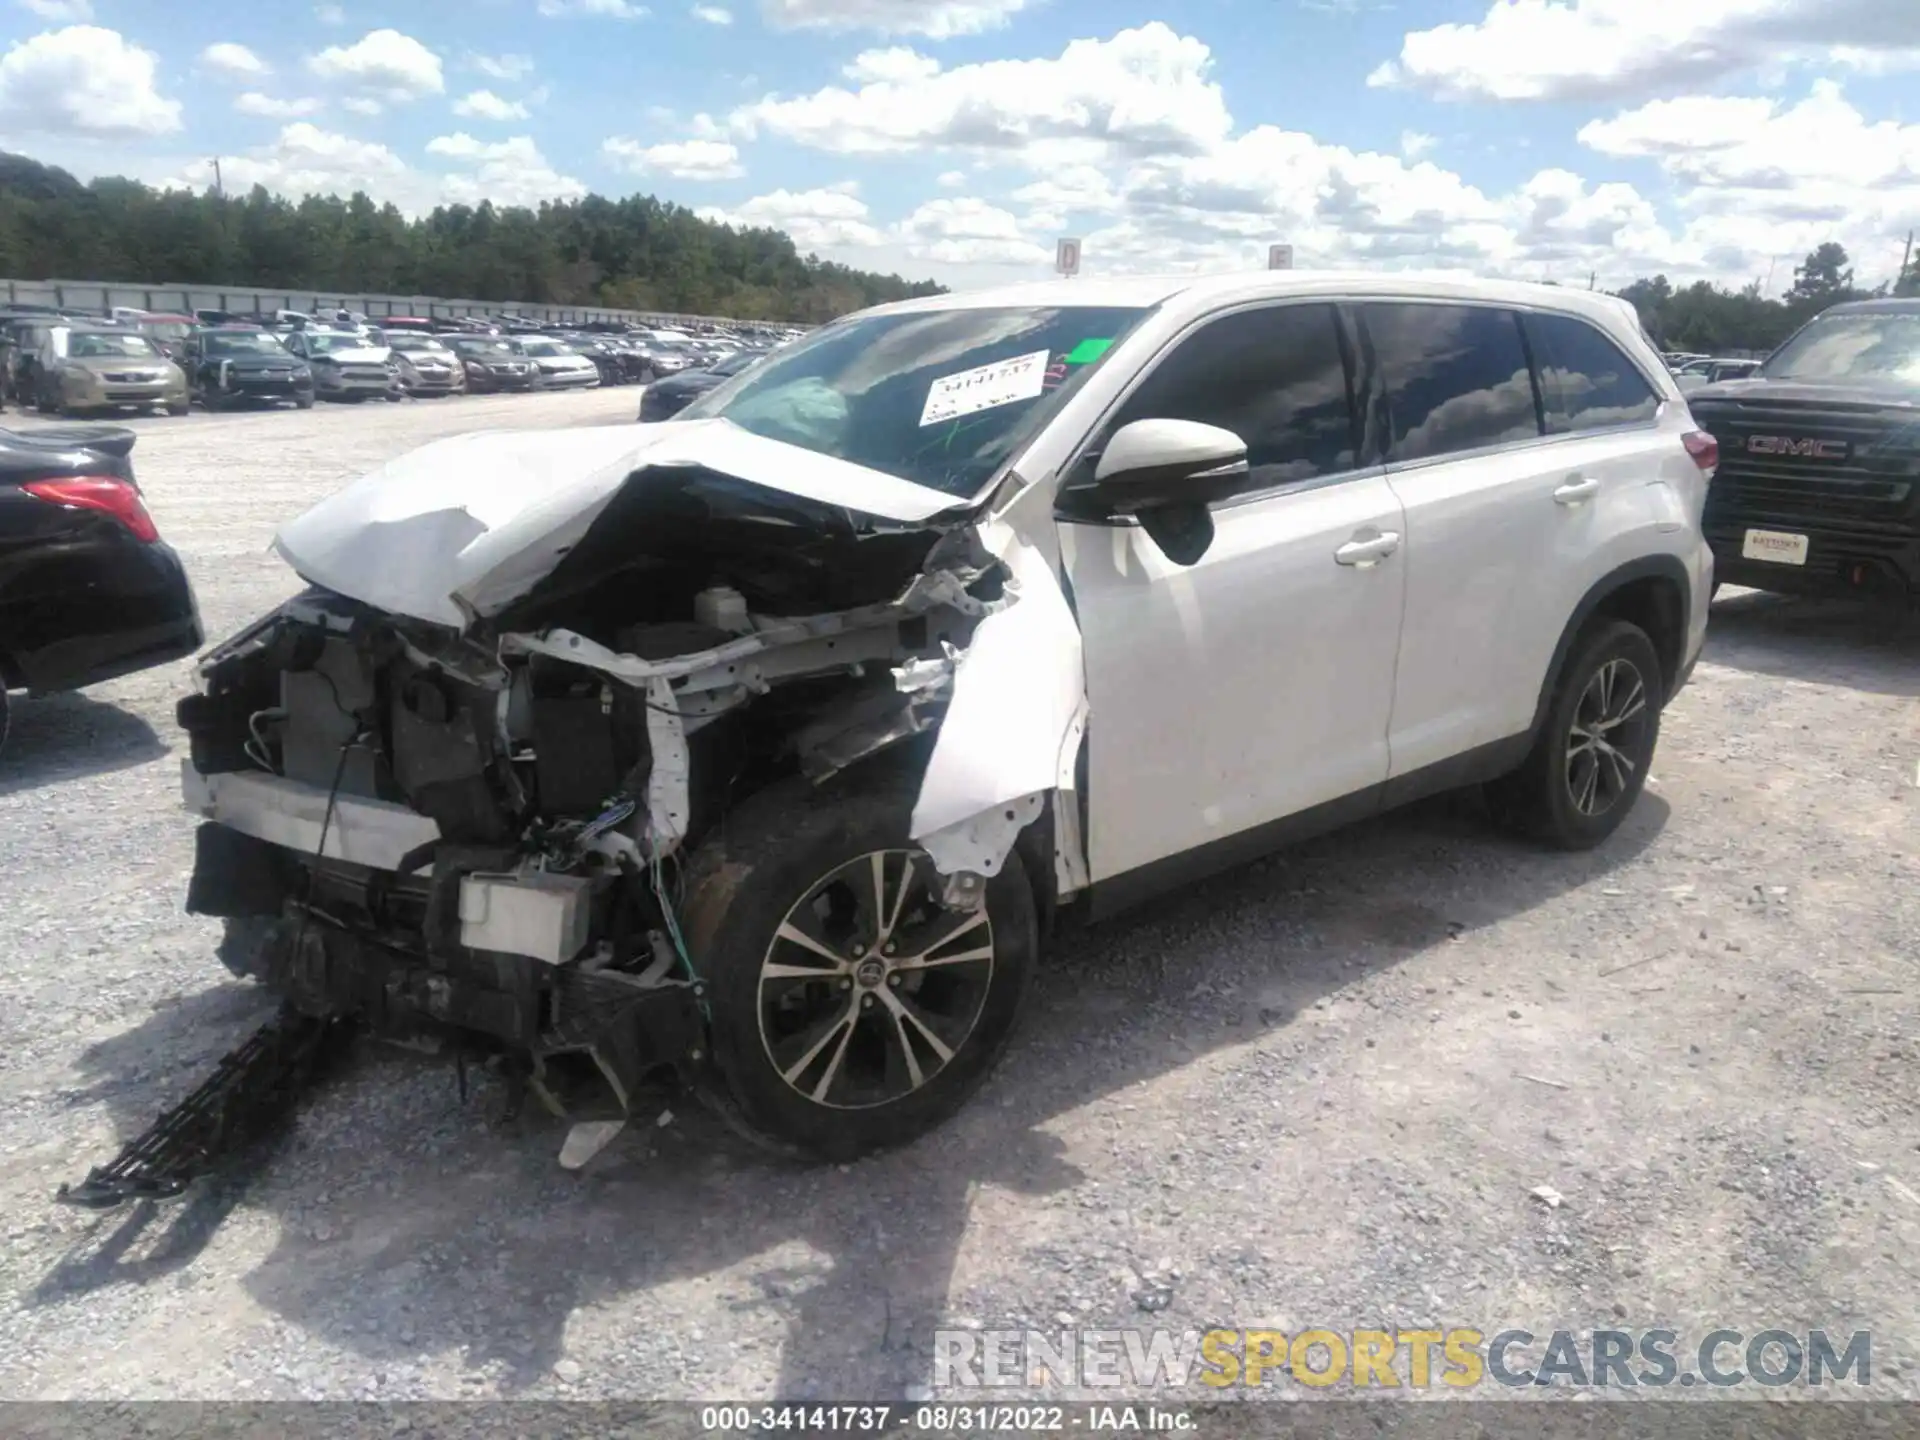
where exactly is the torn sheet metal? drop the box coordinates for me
[272,419,964,630]
[907,514,1088,879]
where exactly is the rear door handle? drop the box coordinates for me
[1554,475,1601,505]
[1334,530,1402,568]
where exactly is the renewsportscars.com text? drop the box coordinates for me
[933,1327,1874,1390]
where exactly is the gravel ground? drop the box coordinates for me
[1,389,1916,1404]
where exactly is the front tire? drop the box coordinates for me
[681,774,1038,1162]
[1487,619,1663,850]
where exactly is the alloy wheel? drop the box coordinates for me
[756,848,995,1111]
[1565,657,1650,818]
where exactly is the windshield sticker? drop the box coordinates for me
[1063,337,1114,365]
[920,348,1051,426]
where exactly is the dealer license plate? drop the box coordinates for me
[1741,529,1809,566]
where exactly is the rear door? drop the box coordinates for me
[1060,301,1409,886]
[1365,302,1665,776]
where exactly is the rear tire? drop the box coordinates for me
[1486,619,1663,850]
[166,400,189,416]
[681,773,1038,1162]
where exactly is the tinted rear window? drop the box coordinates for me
[1364,303,1541,462]
[1526,312,1659,433]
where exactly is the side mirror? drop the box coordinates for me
[1092,419,1249,513]
[1086,419,1248,566]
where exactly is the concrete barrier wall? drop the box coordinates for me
[0,277,777,331]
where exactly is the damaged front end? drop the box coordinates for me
[155,434,1086,1180]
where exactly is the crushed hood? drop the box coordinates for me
[272,418,965,629]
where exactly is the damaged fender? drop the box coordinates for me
[908,515,1088,890]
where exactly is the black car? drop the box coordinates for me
[446,335,537,391]
[1690,298,1920,606]
[637,349,760,421]
[0,424,202,750]
[182,327,316,410]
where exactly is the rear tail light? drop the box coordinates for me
[22,475,160,543]
[1682,430,1719,478]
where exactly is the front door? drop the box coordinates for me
[1058,301,1409,887]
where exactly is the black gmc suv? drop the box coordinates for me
[1690,297,1920,606]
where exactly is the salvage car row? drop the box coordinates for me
[0,306,786,418]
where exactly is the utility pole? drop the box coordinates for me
[1902,229,1915,294]
[211,157,224,200]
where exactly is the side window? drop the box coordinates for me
[1526,312,1660,433]
[1104,303,1357,495]
[1363,303,1540,463]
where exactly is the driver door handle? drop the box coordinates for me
[1554,475,1601,505]
[1334,529,1402,568]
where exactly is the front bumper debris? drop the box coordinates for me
[56,1009,350,1210]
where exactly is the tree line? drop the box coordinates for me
[1615,241,1920,356]
[0,151,945,323]
[5,151,1916,341]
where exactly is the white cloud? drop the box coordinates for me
[201,41,270,80]
[1400,130,1437,159]
[691,3,733,22]
[733,22,1233,159]
[761,0,1032,39]
[426,133,589,206]
[307,28,445,104]
[602,136,745,179]
[896,195,1049,265]
[699,185,885,248]
[469,52,535,81]
[314,3,345,24]
[17,0,92,19]
[1371,0,1920,103]
[453,89,531,121]
[841,46,940,83]
[0,25,181,136]
[165,123,585,214]
[343,97,383,117]
[937,169,966,187]
[1008,163,1117,232]
[538,0,648,16]
[1577,82,1920,278]
[236,91,322,118]
[188,122,414,203]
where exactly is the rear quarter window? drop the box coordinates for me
[1525,312,1660,434]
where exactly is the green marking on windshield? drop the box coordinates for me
[1063,337,1114,365]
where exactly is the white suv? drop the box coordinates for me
[178,272,1716,1164]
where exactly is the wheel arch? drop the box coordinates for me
[1529,555,1691,740]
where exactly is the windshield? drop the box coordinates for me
[455,338,522,357]
[204,332,293,356]
[521,339,573,357]
[1763,311,1920,383]
[307,333,371,354]
[68,331,159,358]
[141,321,192,342]
[392,337,450,354]
[678,304,1151,497]
[712,352,758,377]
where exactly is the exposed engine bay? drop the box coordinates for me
[159,454,1078,1166]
